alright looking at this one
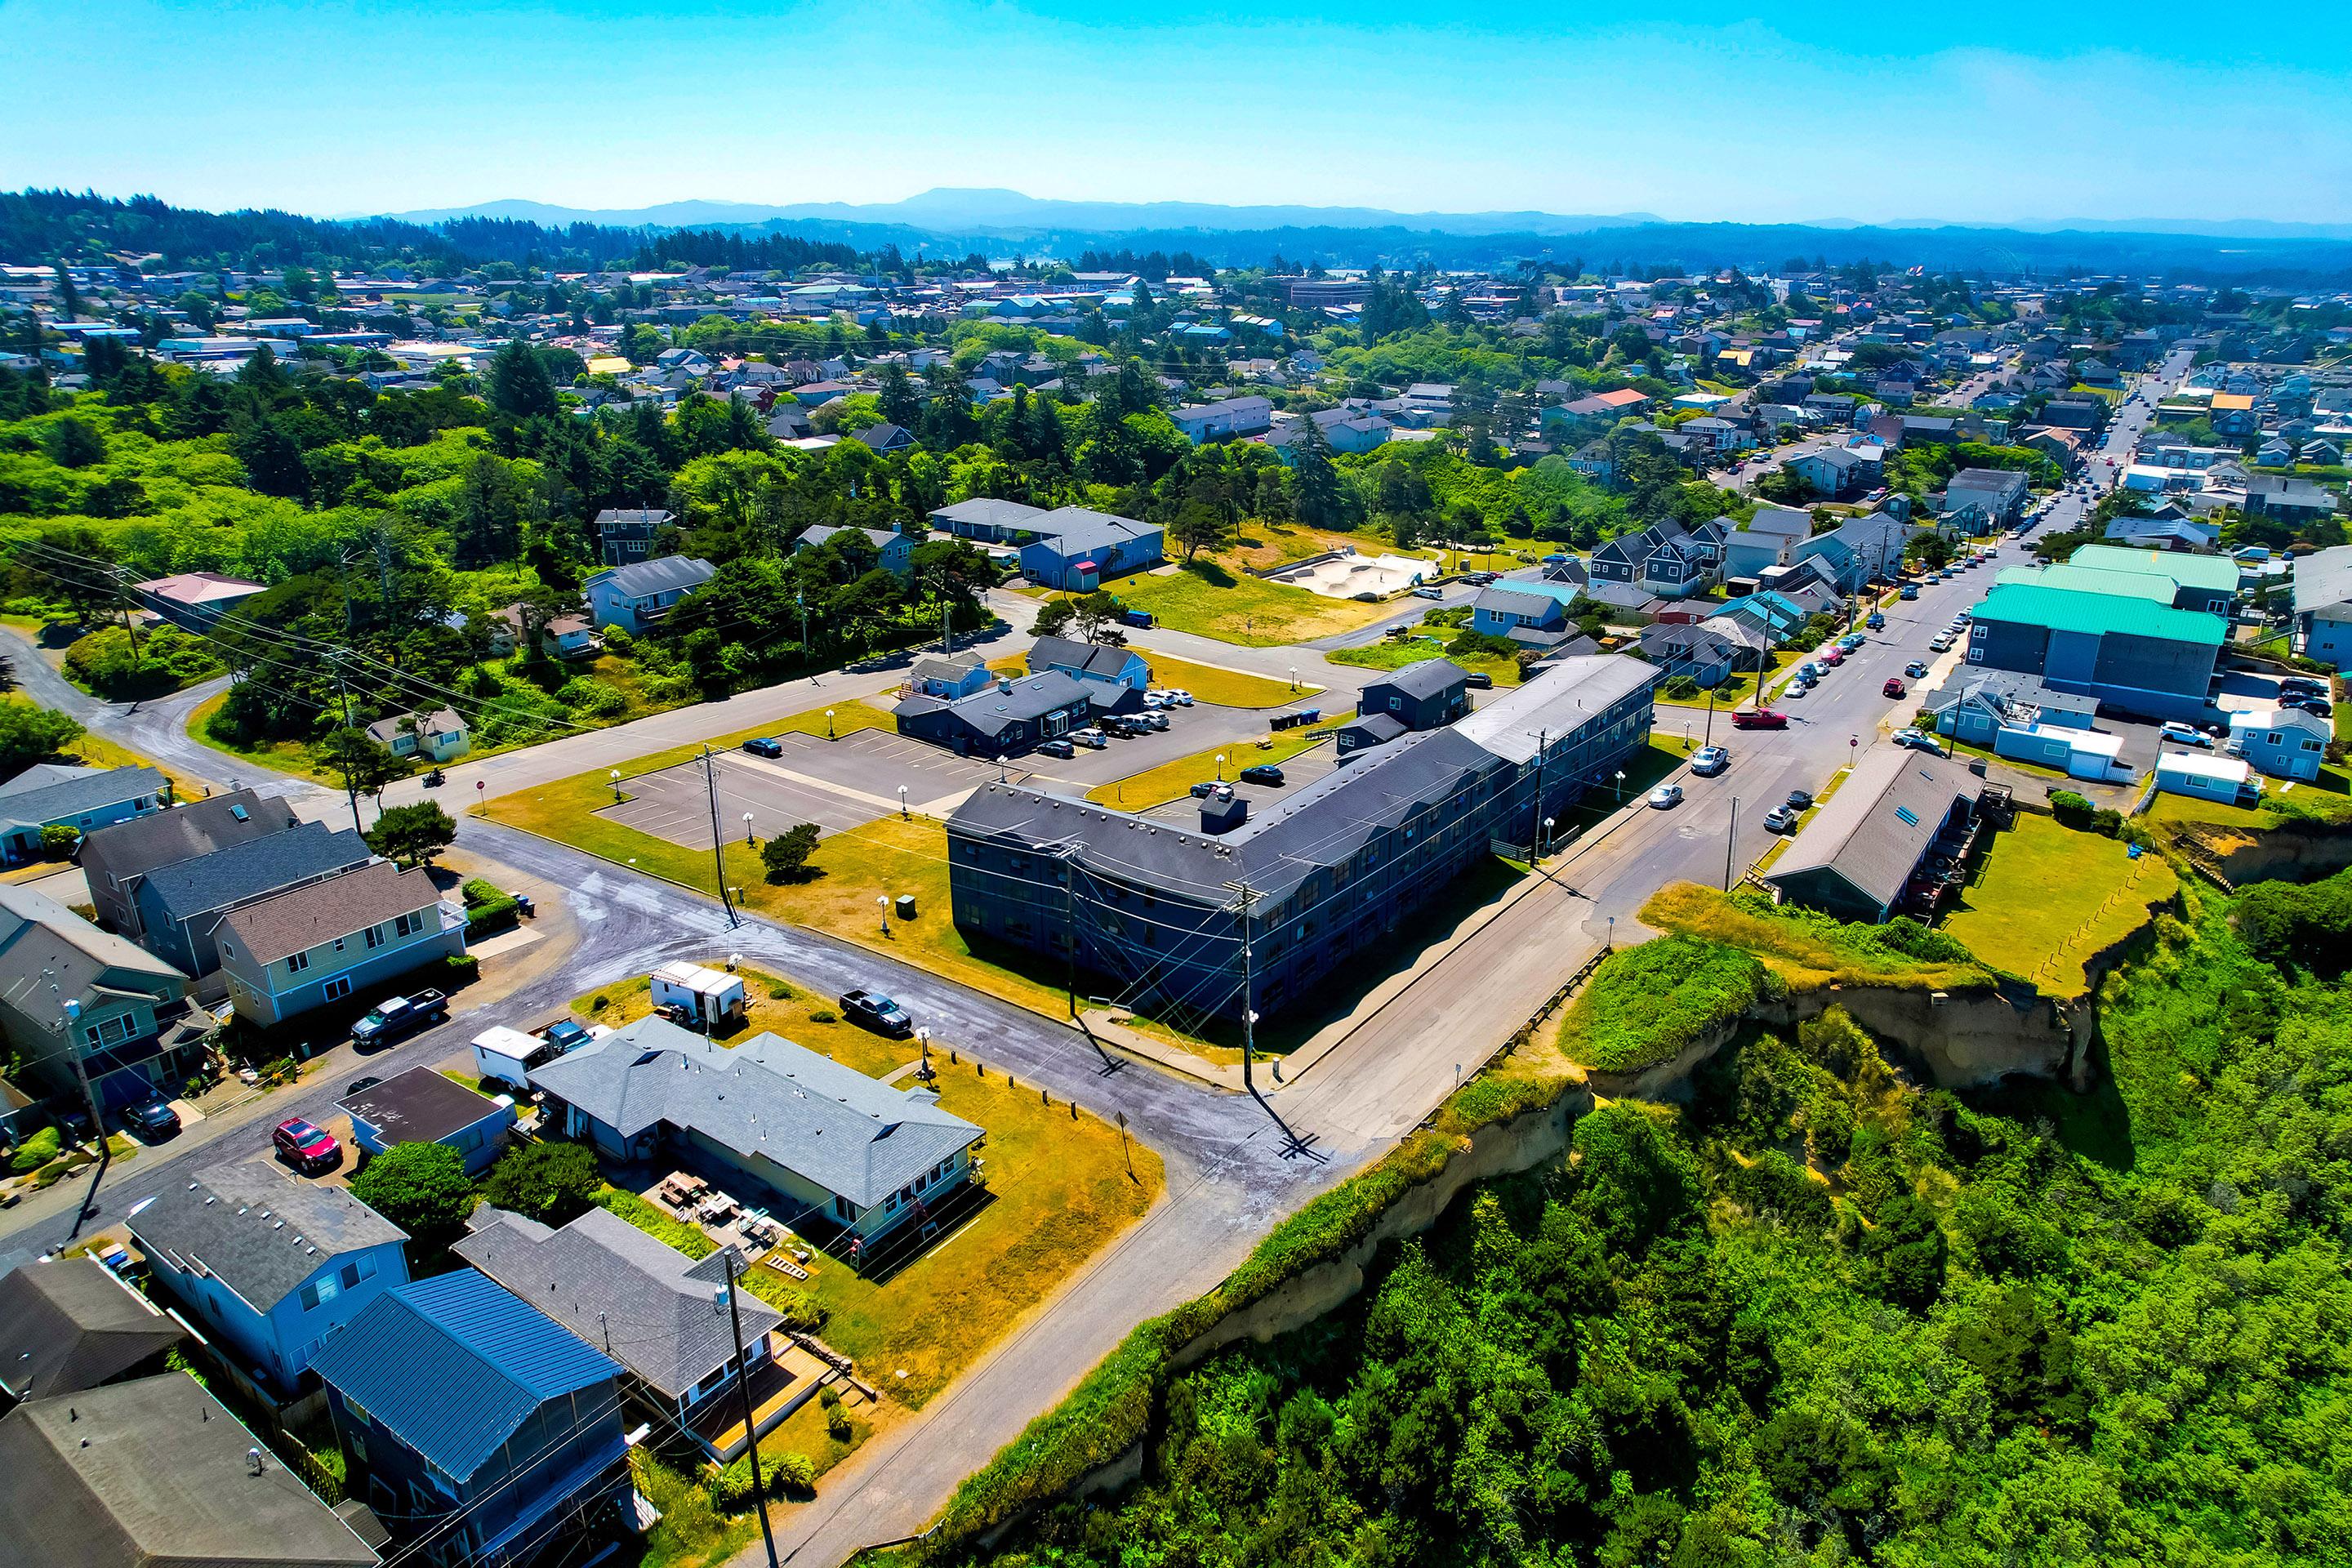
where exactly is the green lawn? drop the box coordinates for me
[1131,652,1318,707]
[1111,562,1399,646]
[1652,653,1793,713]
[1325,640,1520,686]
[1942,814,2177,997]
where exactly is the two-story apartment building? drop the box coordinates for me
[81,789,299,941]
[128,1158,410,1399]
[313,1270,633,1568]
[1588,521,1719,599]
[0,881,207,1109]
[582,555,716,635]
[216,862,466,1027]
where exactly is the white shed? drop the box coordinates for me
[2155,749,2261,807]
[650,961,747,1027]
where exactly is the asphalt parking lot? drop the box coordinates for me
[603,730,999,846]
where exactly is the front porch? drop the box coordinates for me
[681,1341,835,1462]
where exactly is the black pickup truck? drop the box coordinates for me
[350,989,449,1046]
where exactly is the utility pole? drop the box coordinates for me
[331,658,363,835]
[1527,728,1548,853]
[701,746,737,925]
[50,979,108,1241]
[1725,797,1740,891]
[716,1252,782,1568]
[1226,881,1259,1098]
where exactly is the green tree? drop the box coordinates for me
[42,416,105,469]
[478,1141,601,1226]
[318,727,412,805]
[351,1143,475,1250]
[487,339,559,421]
[0,703,81,779]
[366,800,457,870]
[761,822,823,884]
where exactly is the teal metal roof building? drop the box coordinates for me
[1966,581,2225,723]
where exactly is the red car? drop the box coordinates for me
[1730,708,1788,730]
[273,1117,340,1174]
[1882,678,1908,698]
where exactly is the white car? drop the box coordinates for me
[2159,721,2215,750]
[1930,634,1955,652]
[1071,728,1108,749]
[1647,784,1685,809]
[1164,689,1196,706]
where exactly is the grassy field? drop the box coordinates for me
[1651,653,1793,712]
[1085,722,1345,809]
[1111,562,1399,646]
[1642,881,1997,991]
[1208,523,1526,578]
[2143,789,2273,829]
[570,969,1163,1408]
[1130,652,1316,707]
[1325,639,1520,687]
[1943,814,2178,997]
[186,689,320,779]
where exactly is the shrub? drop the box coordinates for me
[809,1009,837,1024]
[767,982,793,1000]
[39,823,78,859]
[761,823,823,884]
[738,1274,826,1333]
[64,623,221,700]
[461,878,520,937]
[591,1187,715,1258]
[710,1450,816,1509]
[556,675,626,717]
[1555,936,1779,1074]
[443,952,481,981]
[2049,790,2096,830]
[479,1141,601,1226]
[351,1143,475,1249]
[826,1405,854,1444]
[9,1125,61,1174]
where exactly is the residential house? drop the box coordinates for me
[2156,751,2262,808]
[1589,521,1716,599]
[0,880,206,1109]
[893,672,1098,760]
[928,497,1051,544]
[946,657,1657,1023]
[2244,474,2339,523]
[908,653,992,700]
[216,862,466,1028]
[1471,583,1579,646]
[495,603,599,660]
[1012,507,1164,590]
[1027,635,1149,697]
[1714,590,1814,646]
[0,765,167,865]
[454,1206,803,1463]
[0,1372,381,1568]
[336,1067,511,1176]
[128,1159,409,1397]
[312,1270,632,1568]
[1357,660,1472,731]
[1169,396,1274,444]
[364,707,470,764]
[2105,514,2221,552]
[1785,447,1873,499]
[590,508,672,568]
[1929,671,2100,747]
[131,571,265,630]
[1720,505,1817,581]
[80,788,297,940]
[1680,416,1754,456]
[129,820,374,979]
[2064,544,2241,615]
[2292,544,2352,668]
[1638,621,1748,686]
[2229,706,2328,782]
[1767,746,1984,923]
[531,1017,985,1252]
[850,421,915,455]
[793,523,915,577]
[582,555,717,634]
[0,1256,185,1408]
[1944,467,2032,526]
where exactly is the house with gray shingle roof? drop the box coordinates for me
[0,1255,185,1405]
[127,1158,409,1396]
[0,880,206,1111]
[216,862,465,1028]
[132,822,373,978]
[582,555,716,634]
[455,1205,795,1461]
[0,764,166,865]
[81,789,299,941]
[529,1016,984,1250]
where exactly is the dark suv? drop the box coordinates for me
[123,1098,180,1141]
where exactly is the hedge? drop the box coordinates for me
[592,1187,717,1260]
[461,878,521,938]
[1552,935,1778,1074]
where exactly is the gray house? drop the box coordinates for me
[592,507,674,567]
[894,671,1098,759]
[0,765,167,865]
[0,881,206,1110]
[81,790,299,943]
[794,524,915,577]
[1357,660,1472,731]
[1767,746,1982,923]
[2229,706,2328,782]
[531,1018,984,1253]
[131,822,374,978]
[947,656,1656,1024]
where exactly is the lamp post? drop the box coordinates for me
[898,785,909,820]
[1288,666,1298,691]
[1614,768,1627,804]
[609,768,621,801]
[742,811,755,845]
[1215,752,1227,782]
[826,708,837,741]
[1542,816,1554,858]
[877,895,891,935]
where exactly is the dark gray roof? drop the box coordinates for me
[1365,657,1468,702]
[0,766,164,834]
[217,862,441,964]
[1341,712,1410,746]
[336,1065,504,1145]
[0,881,187,1032]
[1026,506,1157,558]
[127,1159,407,1312]
[0,763,99,800]
[0,1373,380,1568]
[139,822,372,924]
[454,1206,782,1402]
[901,670,1095,738]
[1029,635,1139,679]
[529,1017,982,1209]
[930,497,1048,530]
[589,555,717,597]
[0,1257,184,1401]
[1769,746,1980,913]
[1473,586,1562,619]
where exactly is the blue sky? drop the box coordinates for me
[4,0,2349,226]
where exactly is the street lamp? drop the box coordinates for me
[742,811,755,844]
[898,784,910,819]
[1614,768,1627,804]
[877,895,891,934]
[1542,816,1554,857]
[1289,666,1298,691]
[826,708,837,740]
[609,768,621,801]
[1214,752,1227,781]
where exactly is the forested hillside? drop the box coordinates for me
[960,880,2352,1567]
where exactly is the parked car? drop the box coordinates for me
[1764,805,1802,833]
[1882,678,1908,698]
[1140,693,1166,710]
[840,989,913,1036]
[1647,783,1685,809]
[1821,650,1846,667]
[1731,708,1787,730]
[1893,728,1940,752]
[1163,689,1196,706]
[1930,634,1955,652]
[273,1117,339,1174]
[2289,697,2334,717]
[1139,710,1170,731]
[1410,586,1443,600]
[1797,661,1823,680]
[1690,746,1731,777]
[1866,612,1885,630]
[1239,764,1286,786]
[1071,727,1108,748]
[1899,584,1919,600]
[1784,788,1815,811]
[1462,670,1494,689]
[1904,661,1927,679]
[1036,737,1076,759]
[541,1018,592,1053]
[1784,680,1810,698]
[1189,780,1235,801]
[742,737,784,759]
[124,1098,180,1141]
[1839,635,1864,651]
[2159,721,2215,749]
[1464,572,1499,586]
[350,990,448,1046]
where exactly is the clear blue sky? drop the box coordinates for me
[4,0,2348,226]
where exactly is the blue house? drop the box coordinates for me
[1016,508,1165,590]
[127,1158,410,1398]
[794,523,915,577]
[1027,635,1149,697]
[1471,581,1581,640]
[0,765,167,865]
[314,1270,632,1568]
[2230,706,2328,782]
[583,555,716,634]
